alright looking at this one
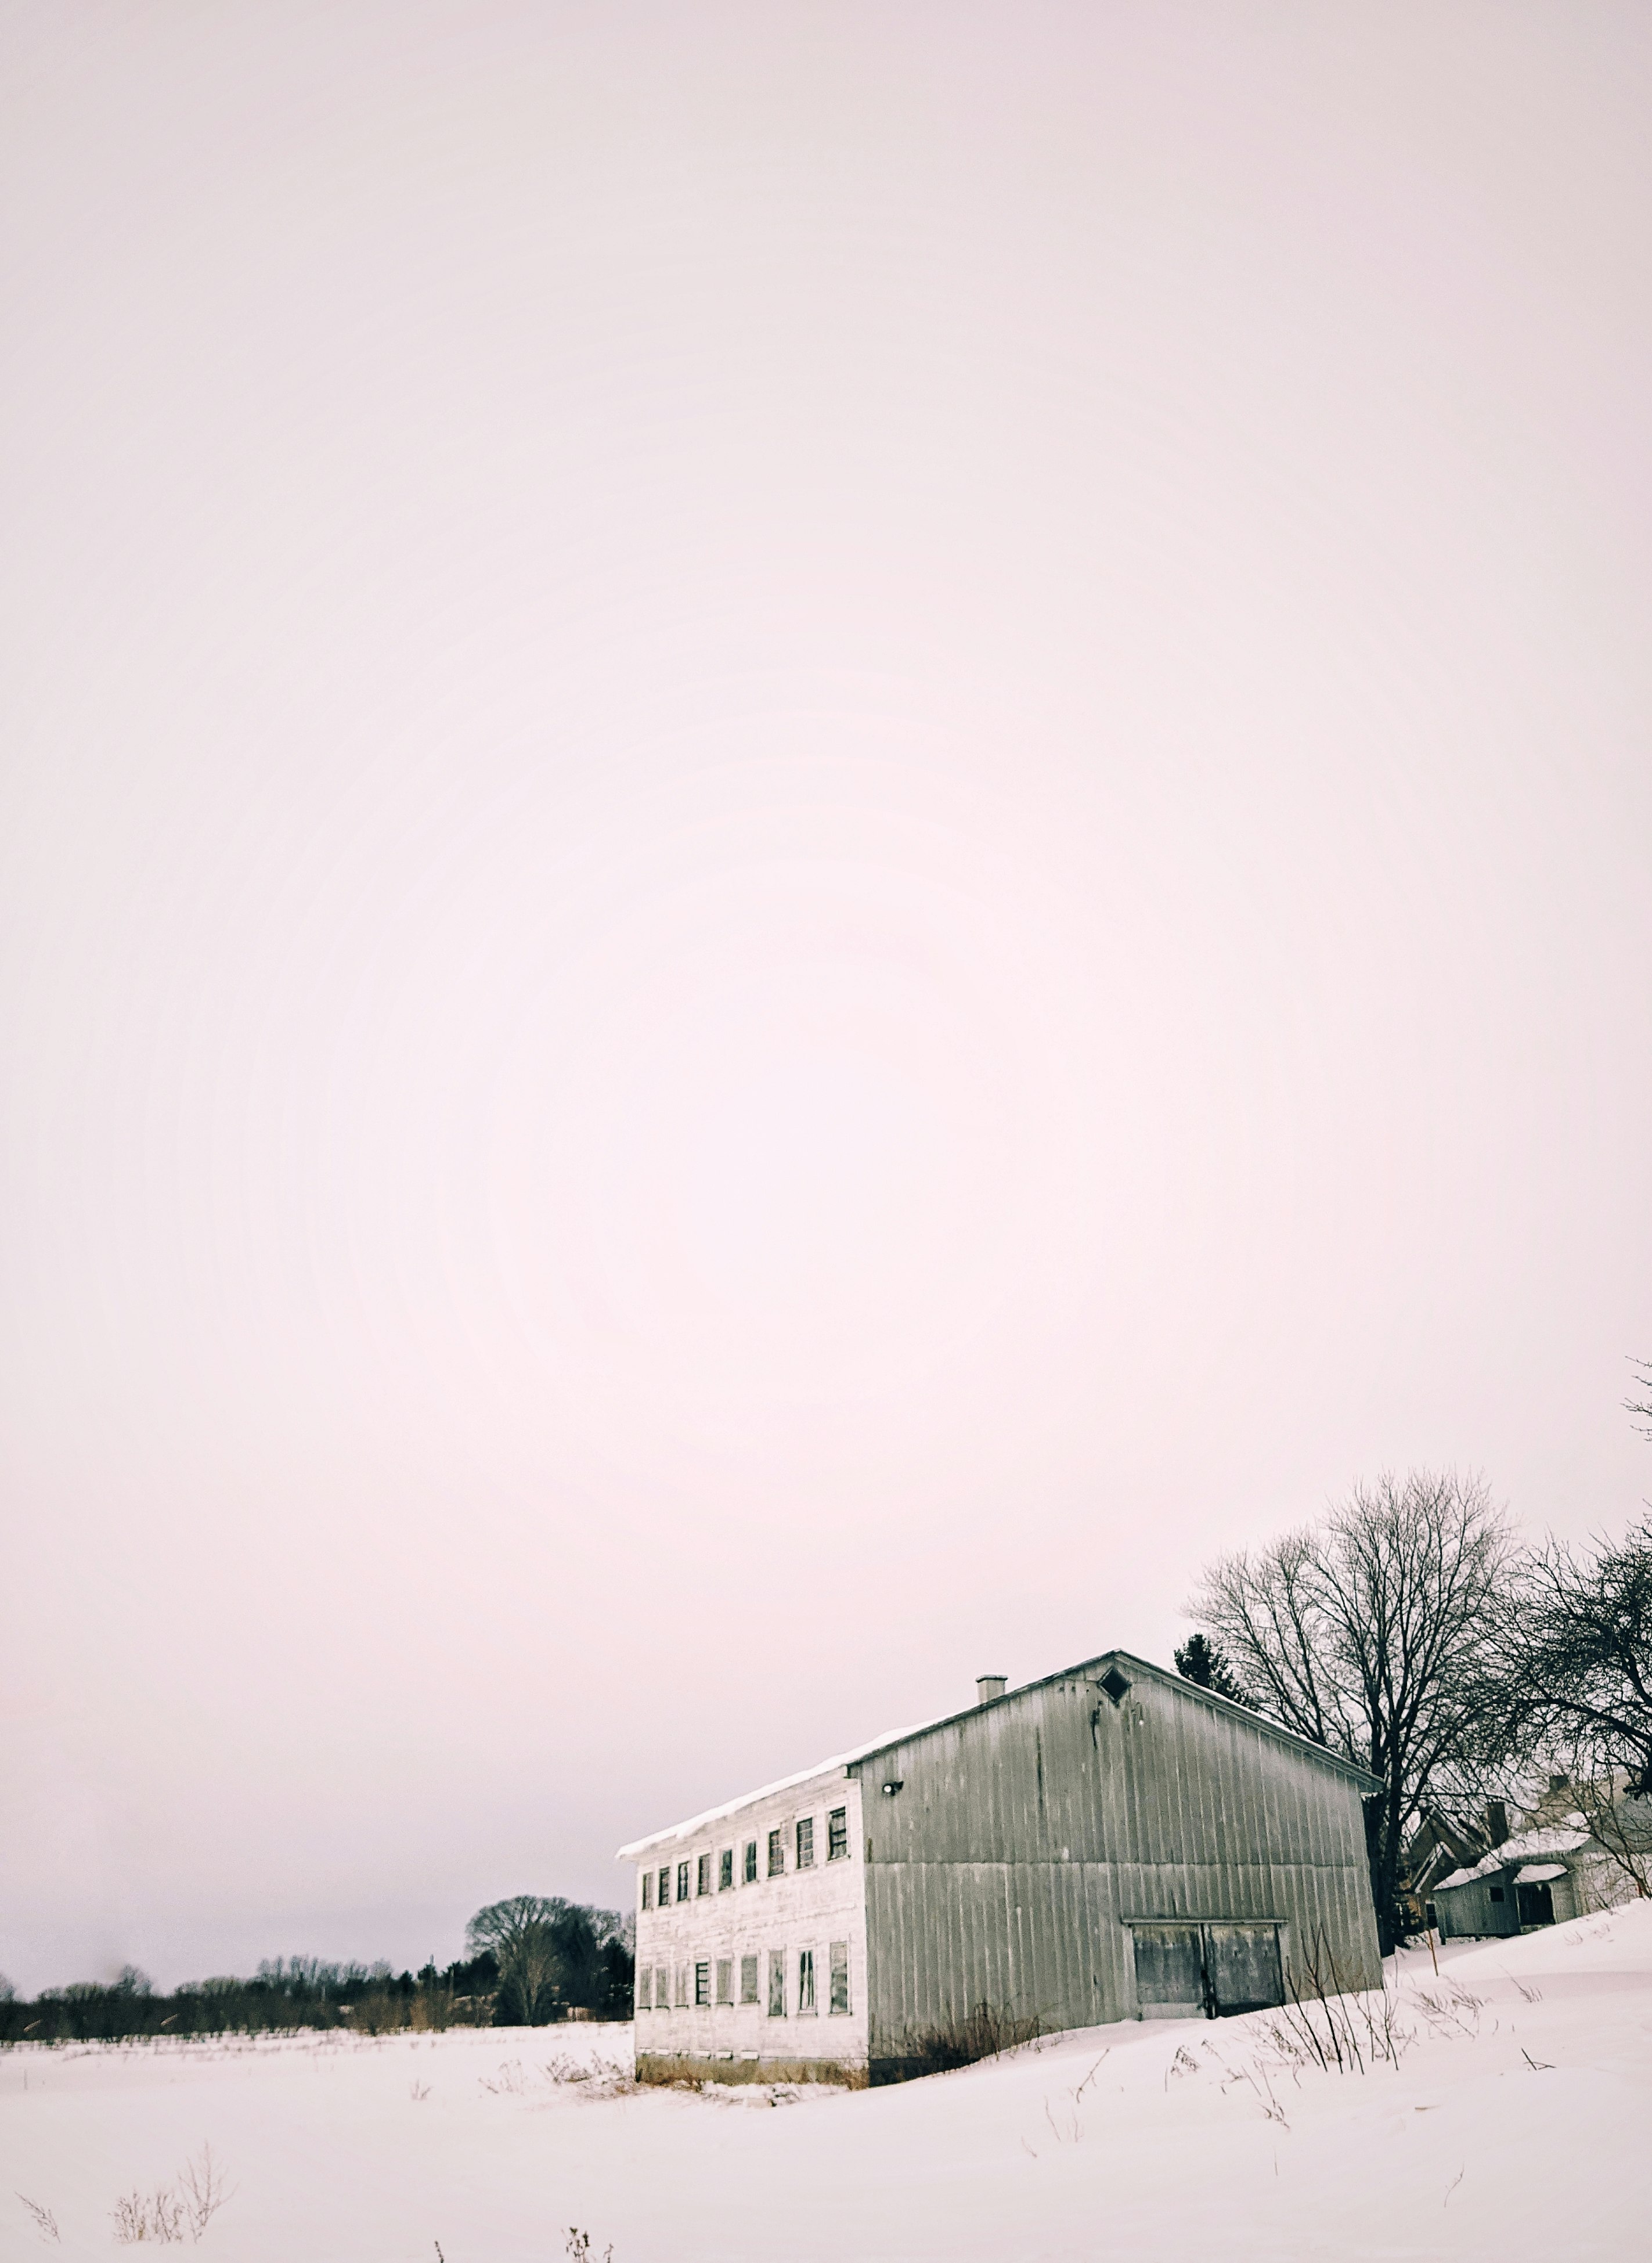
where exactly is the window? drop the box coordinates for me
[674,1965,688,2008]
[767,1948,787,2016]
[641,1871,653,1910]
[715,1958,733,2006]
[829,1941,850,2015]
[694,1961,710,2008]
[767,1828,785,1878]
[797,1947,816,2014]
[658,1866,671,1907]
[697,1852,712,1897]
[827,1807,848,1862]
[1489,1886,1506,1904]
[677,1860,690,1904]
[796,1817,815,1869]
[719,1847,734,1891]
[744,1840,758,1884]
[740,1954,760,2005]
[636,1967,651,2010]
[655,1966,668,2009]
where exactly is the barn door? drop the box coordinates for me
[1132,1923,1285,2019]
[1130,1926,1208,2017]
[1202,1924,1284,2015]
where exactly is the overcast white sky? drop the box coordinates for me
[3,2,1650,1995]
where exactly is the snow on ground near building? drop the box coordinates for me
[3,1904,1650,2263]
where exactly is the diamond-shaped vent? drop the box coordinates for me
[1099,1665,1132,1707]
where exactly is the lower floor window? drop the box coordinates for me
[715,1958,733,2005]
[636,1968,651,2011]
[796,1947,816,2015]
[655,1966,668,2009]
[694,1961,710,2008]
[767,1948,787,2016]
[674,1966,688,2008]
[740,1954,760,2005]
[829,1940,850,2015]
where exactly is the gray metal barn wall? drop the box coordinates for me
[853,1662,1379,2066]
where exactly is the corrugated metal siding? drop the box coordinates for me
[856,1664,1380,2064]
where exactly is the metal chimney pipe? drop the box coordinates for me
[976,1675,1007,1705]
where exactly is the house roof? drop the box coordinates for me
[615,1647,1382,1861]
[1435,1822,1592,1893]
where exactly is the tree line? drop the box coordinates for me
[0,1899,634,2046]
[1174,1377,1652,1952]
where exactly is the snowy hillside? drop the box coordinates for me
[3,1903,1649,2262]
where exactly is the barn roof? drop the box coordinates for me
[843,1650,1385,1796]
[615,1646,1380,1861]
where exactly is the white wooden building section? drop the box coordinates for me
[621,1767,870,2081]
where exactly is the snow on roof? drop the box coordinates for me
[614,1717,943,1861]
[1435,1822,1592,1893]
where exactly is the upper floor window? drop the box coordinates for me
[697,1853,712,1897]
[767,1828,785,1878]
[796,1947,816,2015]
[744,1840,759,1884]
[677,1860,691,1904]
[719,1848,734,1891]
[827,1807,849,1861]
[657,1866,671,1907]
[641,1872,654,1909]
[796,1817,815,1869]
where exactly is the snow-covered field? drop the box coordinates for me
[4,1904,1650,2262]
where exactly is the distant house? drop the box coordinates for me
[1431,1821,1599,1937]
[1400,1801,1510,1934]
[618,1649,1383,2086]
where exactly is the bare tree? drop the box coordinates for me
[466,1897,571,2024]
[1491,1386,1652,1897]
[1189,1469,1518,1952]
[464,1896,630,2023]
[1569,1756,1652,1904]
[1626,1356,1652,1443]
[1505,1516,1652,1801]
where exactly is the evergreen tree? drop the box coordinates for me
[1174,1631,1255,1708]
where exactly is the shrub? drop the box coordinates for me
[898,1999,1043,2078]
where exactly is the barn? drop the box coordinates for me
[619,1648,1382,2086]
